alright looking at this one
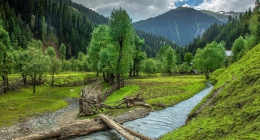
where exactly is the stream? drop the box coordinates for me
[73,83,213,140]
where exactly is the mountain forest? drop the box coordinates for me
[0,0,260,139]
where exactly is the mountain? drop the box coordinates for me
[134,7,225,46]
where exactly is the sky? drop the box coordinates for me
[72,0,255,22]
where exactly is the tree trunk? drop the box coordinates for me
[51,72,54,86]
[133,59,137,77]
[116,39,123,89]
[22,75,27,86]
[1,76,8,94]
[33,74,36,93]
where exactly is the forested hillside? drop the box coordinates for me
[134,7,224,45]
[161,3,260,139]
[135,30,179,57]
[186,9,252,54]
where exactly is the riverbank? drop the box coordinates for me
[0,75,206,139]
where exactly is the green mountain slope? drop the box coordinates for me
[134,7,224,46]
[161,44,260,139]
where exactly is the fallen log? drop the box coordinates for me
[13,108,151,140]
[13,128,60,140]
[117,123,155,140]
[99,114,140,140]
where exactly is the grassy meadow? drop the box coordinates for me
[0,72,207,128]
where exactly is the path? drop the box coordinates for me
[0,82,102,140]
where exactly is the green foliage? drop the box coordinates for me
[161,44,260,140]
[59,44,66,71]
[141,58,157,76]
[0,21,13,93]
[23,40,50,93]
[165,47,177,75]
[193,41,225,79]
[88,25,110,73]
[109,8,134,82]
[232,36,246,61]
[184,52,193,65]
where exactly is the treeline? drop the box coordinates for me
[3,0,96,58]
[186,9,253,54]
[135,29,179,58]
[189,5,260,79]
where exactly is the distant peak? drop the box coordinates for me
[180,4,191,8]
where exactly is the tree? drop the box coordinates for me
[98,45,117,84]
[193,41,225,79]
[46,46,61,86]
[88,25,110,76]
[23,40,50,93]
[184,52,193,65]
[0,21,12,94]
[164,47,177,75]
[142,58,157,76]
[232,36,246,61]
[109,8,134,89]
[13,49,29,86]
[59,44,66,71]
[130,34,146,77]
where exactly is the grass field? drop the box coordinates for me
[0,73,207,128]
[104,75,206,110]
[0,85,84,127]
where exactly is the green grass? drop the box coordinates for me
[101,75,206,111]
[127,75,206,108]
[160,44,260,140]
[0,85,84,127]
[104,85,139,106]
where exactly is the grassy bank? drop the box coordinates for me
[0,85,84,127]
[161,44,260,139]
[105,75,206,110]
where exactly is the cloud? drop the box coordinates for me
[195,0,255,12]
[72,0,180,22]
[72,0,256,22]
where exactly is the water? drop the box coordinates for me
[73,84,213,140]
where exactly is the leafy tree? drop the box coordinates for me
[130,34,146,77]
[88,25,110,76]
[98,46,117,84]
[184,52,193,65]
[13,49,29,86]
[0,21,12,93]
[46,46,61,86]
[142,58,157,76]
[193,41,225,79]
[177,62,192,74]
[59,43,66,71]
[164,47,177,75]
[23,40,50,93]
[109,8,134,89]
[232,36,246,61]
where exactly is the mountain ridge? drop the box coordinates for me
[134,7,225,45]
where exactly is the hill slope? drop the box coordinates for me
[161,44,260,139]
[134,8,224,46]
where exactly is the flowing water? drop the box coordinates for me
[73,83,213,140]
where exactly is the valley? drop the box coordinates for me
[0,0,259,139]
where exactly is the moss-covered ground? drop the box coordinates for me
[161,44,260,140]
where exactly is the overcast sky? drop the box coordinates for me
[72,0,255,22]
